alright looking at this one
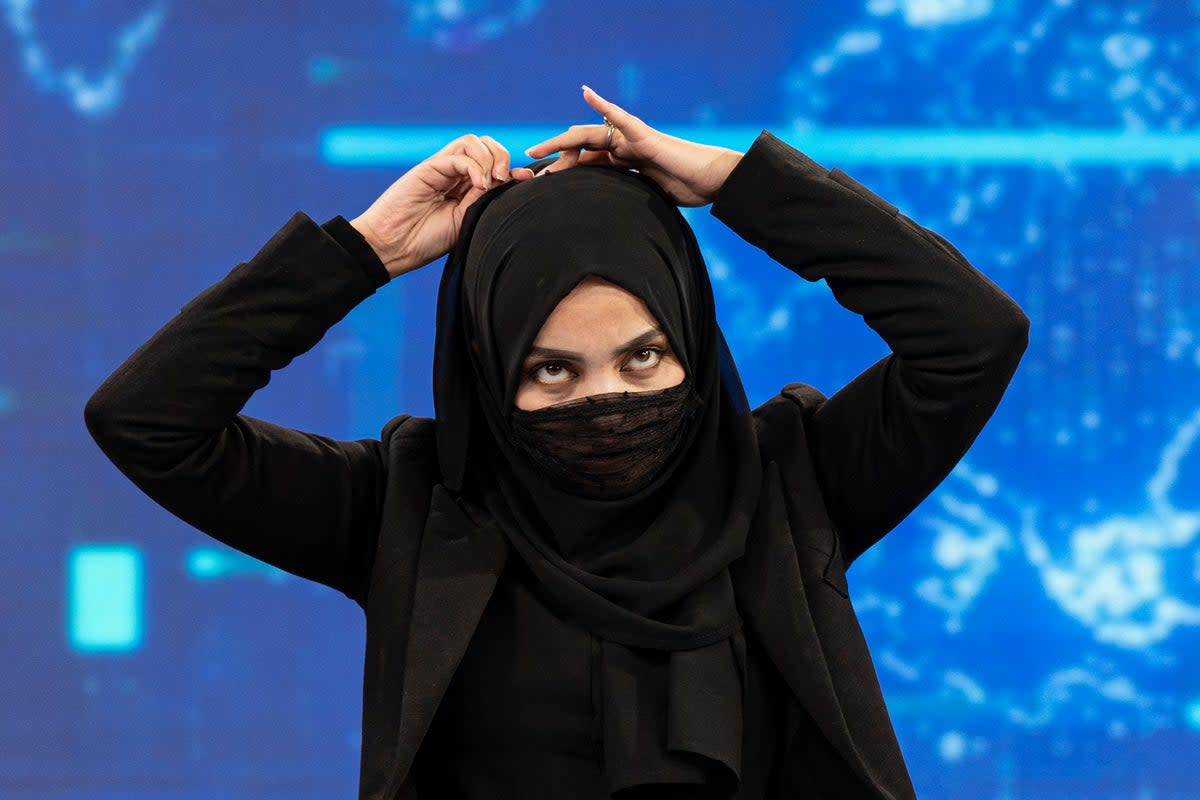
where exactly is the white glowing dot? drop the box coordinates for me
[939,731,967,762]
[934,531,970,569]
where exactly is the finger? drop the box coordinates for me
[581,84,642,132]
[436,134,496,185]
[460,134,497,185]
[541,147,581,175]
[525,124,608,159]
[478,135,512,182]
[428,153,489,193]
[577,150,612,166]
[433,133,482,159]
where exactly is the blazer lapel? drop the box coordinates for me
[732,462,896,800]
[388,486,510,783]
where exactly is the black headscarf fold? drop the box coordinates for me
[433,162,763,794]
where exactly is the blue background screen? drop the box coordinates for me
[3,1,1199,797]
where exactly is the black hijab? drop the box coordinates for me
[433,162,763,793]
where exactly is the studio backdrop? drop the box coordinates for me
[2,1,1198,798]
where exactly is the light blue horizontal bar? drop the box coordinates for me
[320,124,1200,168]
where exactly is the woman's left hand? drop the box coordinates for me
[524,86,743,207]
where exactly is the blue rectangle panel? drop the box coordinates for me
[67,545,143,653]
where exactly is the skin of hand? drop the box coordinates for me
[350,134,537,279]
[525,85,744,208]
[348,86,742,277]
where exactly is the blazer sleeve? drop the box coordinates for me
[84,212,398,605]
[712,130,1029,566]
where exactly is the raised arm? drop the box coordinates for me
[84,214,397,604]
[711,131,1029,566]
[84,134,533,605]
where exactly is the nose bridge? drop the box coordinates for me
[577,366,627,398]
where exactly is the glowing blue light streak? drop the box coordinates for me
[320,125,1200,168]
[186,546,288,582]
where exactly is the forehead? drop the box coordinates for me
[531,276,661,348]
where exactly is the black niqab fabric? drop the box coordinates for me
[432,163,763,794]
[508,380,704,500]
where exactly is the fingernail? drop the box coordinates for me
[524,147,535,157]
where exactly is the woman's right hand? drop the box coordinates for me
[350,135,535,278]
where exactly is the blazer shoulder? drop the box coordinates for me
[380,413,435,442]
[752,383,828,458]
[378,414,438,463]
[753,382,827,425]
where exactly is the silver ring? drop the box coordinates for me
[603,117,615,148]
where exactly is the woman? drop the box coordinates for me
[85,86,1029,799]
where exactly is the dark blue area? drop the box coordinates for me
[3,1,1198,797]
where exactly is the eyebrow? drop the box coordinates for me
[525,328,667,362]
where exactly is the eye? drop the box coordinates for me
[530,362,574,385]
[624,348,662,371]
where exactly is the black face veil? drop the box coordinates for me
[432,162,763,793]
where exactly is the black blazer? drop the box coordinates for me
[84,131,1029,799]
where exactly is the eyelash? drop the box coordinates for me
[526,347,665,385]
